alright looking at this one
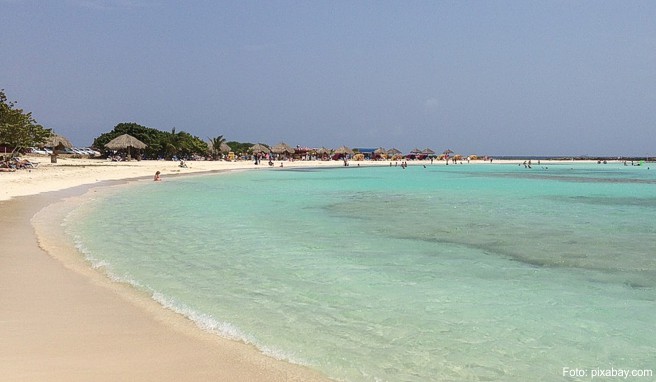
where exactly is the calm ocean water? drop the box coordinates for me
[65,163,656,381]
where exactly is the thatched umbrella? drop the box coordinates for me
[443,149,454,155]
[334,146,354,155]
[410,148,422,155]
[250,143,270,154]
[219,142,231,153]
[105,134,147,159]
[387,148,401,156]
[271,142,295,154]
[44,134,73,149]
[315,147,331,155]
[422,148,435,155]
[374,147,387,155]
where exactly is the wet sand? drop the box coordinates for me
[0,183,330,381]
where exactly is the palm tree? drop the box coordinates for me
[208,135,226,160]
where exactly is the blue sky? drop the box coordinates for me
[1,0,654,156]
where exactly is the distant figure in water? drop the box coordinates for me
[154,171,161,181]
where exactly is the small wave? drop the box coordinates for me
[150,292,308,366]
[153,291,252,342]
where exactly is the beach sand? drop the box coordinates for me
[1,156,339,381]
[0,155,584,381]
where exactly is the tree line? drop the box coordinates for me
[1,90,256,159]
[0,89,51,156]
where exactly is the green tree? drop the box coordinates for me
[208,135,226,160]
[93,122,208,159]
[226,141,255,156]
[0,89,51,156]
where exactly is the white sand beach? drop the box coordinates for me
[0,155,587,381]
[1,156,342,381]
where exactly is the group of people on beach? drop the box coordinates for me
[0,156,39,171]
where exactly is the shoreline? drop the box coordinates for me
[1,166,334,381]
[0,156,625,381]
[0,155,613,202]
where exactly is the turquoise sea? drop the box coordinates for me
[65,163,656,381]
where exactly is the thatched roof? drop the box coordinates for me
[271,142,295,154]
[219,142,231,153]
[251,143,270,153]
[207,140,231,153]
[387,148,401,155]
[334,146,354,155]
[44,134,72,148]
[422,148,435,155]
[373,147,387,155]
[315,147,331,155]
[104,134,147,150]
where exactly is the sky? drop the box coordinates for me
[1,0,655,156]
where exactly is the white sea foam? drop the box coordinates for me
[150,291,308,366]
[152,291,250,342]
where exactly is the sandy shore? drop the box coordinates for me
[1,156,344,381]
[0,155,593,381]
[1,154,593,202]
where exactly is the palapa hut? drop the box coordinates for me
[387,148,402,160]
[271,142,294,154]
[105,134,147,160]
[219,142,231,153]
[373,147,387,160]
[440,149,454,160]
[44,133,73,154]
[334,146,353,155]
[422,148,435,156]
[271,142,295,159]
[250,143,270,154]
[315,147,331,160]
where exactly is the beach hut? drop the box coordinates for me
[315,147,331,160]
[334,146,354,155]
[44,133,73,149]
[333,146,354,160]
[250,143,270,154]
[271,142,295,155]
[219,142,231,154]
[387,148,401,156]
[387,148,402,160]
[105,134,147,160]
[271,142,295,160]
[43,133,74,162]
[373,147,387,160]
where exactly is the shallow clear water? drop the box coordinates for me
[66,163,656,381]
